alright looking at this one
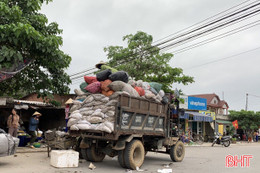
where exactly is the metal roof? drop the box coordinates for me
[13,99,51,106]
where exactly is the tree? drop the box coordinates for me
[229,110,260,137]
[0,0,71,98]
[104,31,194,92]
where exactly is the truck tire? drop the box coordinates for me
[81,148,90,161]
[124,139,145,170]
[87,144,106,162]
[76,137,83,159]
[118,150,127,168]
[170,141,185,162]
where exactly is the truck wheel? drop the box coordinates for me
[76,137,83,159]
[118,150,127,168]
[87,145,106,162]
[124,139,145,170]
[170,141,185,162]
[81,148,90,161]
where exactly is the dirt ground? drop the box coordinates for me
[0,142,259,173]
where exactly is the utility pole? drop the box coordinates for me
[245,93,248,111]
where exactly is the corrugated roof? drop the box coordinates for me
[13,99,51,106]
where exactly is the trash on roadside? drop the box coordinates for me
[125,169,132,173]
[157,168,173,173]
[89,162,96,170]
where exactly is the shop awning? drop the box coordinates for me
[185,111,213,122]
[216,120,231,124]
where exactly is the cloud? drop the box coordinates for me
[41,0,260,111]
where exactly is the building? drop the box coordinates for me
[179,95,214,141]
[0,93,76,132]
[190,93,231,136]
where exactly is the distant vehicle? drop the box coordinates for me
[0,128,20,157]
[212,132,231,147]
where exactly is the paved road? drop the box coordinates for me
[0,142,259,173]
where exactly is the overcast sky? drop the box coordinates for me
[41,0,260,111]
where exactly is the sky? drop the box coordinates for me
[41,0,260,111]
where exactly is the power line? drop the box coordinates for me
[152,0,253,44]
[183,46,260,70]
[158,7,260,52]
[171,20,260,54]
[70,1,260,82]
[155,1,260,49]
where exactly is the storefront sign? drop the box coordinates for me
[187,96,207,110]
[199,111,216,120]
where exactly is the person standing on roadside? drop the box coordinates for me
[7,108,20,137]
[28,111,41,148]
[65,98,73,132]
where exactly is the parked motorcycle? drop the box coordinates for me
[212,132,231,147]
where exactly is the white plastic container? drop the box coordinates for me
[50,150,79,168]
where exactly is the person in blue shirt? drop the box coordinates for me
[28,111,41,148]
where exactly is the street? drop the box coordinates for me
[0,142,259,173]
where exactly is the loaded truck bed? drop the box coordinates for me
[69,94,185,170]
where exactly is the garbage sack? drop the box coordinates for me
[145,90,155,99]
[81,110,94,116]
[84,76,97,84]
[150,87,158,95]
[83,95,94,104]
[122,84,139,97]
[73,100,83,105]
[92,94,106,101]
[79,107,93,113]
[92,109,106,118]
[85,82,101,93]
[106,110,115,117]
[77,119,90,124]
[101,79,112,92]
[108,81,126,91]
[136,80,143,87]
[109,71,129,83]
[109,91,130,99]
[70,124,79,131]
[94,105,107,110]
[142,82,150,90]
[102,90,114,97]
[96,123,112,133]
[104,121,114,132]
[75,95,87,102]
[128,80,136,87]
[96,69,112,81]
[88,116,103,124]
[105,100,118,106]
[80,82,88,93]
[67,118,79,127]
[0,134,8,155]
[100,97,109,103]
[74,89,85,96]
[161,96,169,104]
[149,82,162,93]
[69,104,82,113]
[101,64,118,73]
[76,124,91,130]
[158,90,165,97]
[69,112,82,119]
[134,87,145,96]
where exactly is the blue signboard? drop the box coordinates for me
[187,96,207,110]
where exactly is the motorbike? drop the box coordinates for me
[212,132,231,147]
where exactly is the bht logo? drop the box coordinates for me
[226,155,253,168]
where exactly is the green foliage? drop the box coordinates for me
[0,0,71,98]
[229,110,260,131]
[104,31,194,92]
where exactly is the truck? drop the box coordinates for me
[69,94,185,170]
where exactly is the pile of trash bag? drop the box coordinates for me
[69,69,170,133]
[0,128,20,157]
[80,69,169,104]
